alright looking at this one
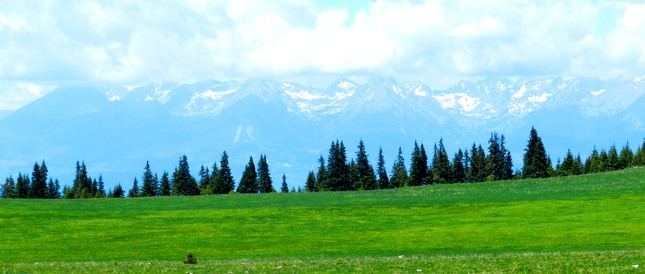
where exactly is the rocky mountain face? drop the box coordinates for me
[1,76,643,189]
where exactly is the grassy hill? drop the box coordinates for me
[1,168,644,272]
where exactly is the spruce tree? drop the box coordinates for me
[355,140,377,190]
[48,179,61,199]
[305,171,317,192]
[452,149,466,183]
[96,175,105,198]
[606,145,620,171]
[71,161,92,198]
[523,127,550,178]
[205,162,220,195]
[172,155,200,196]
[198,165,211,194]
[585,147,603,173]
[128,178,140,198]
[112,184,125,198]
[557,150,576,176]
[376,147,390,189]
[410,141,428,186]
[217,151,235,194]
[15,173,31,198]
[632,141,645,166]
[30,161,48,198]
[390,147,409,188]
[432,139,452,183]
[280,174,289,193]
[237,156,258,193]
[467,144,487,182]
[316,156,326,191]
[141,161,158,197]
[2,176,16,198]
[618,142,633,169]
[326,140,350,191]
[257,155,275,193]
[159,171,172,196]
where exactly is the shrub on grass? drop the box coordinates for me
[183,253,198,264]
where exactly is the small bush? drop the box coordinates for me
[183,252,198,264]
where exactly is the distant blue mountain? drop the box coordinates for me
[1,77,643,190]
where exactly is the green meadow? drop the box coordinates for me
[1,168,644,272]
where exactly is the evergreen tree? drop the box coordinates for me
[585,147,603,173]
[452,149,466,183]
[467,144,487,182]
[315,156,326,191]
[30,161,48,198]
[71,161,93,198]
[2,176,16,198]
[523,127,550,178]
[216,151,235,194]
[390,147,409,188]
[111,184,125,198]
[48,179,61,199]
[15,173,31,198]
[257,155,275,193]
[355,140,377,190]
[172,155,199,196]
[557,150,577,176]
[606,145,620,171]
[159,171,172,196]
[237,156,258,193]
[305,171,317,192]
[128,177,140,198]
[280,174,289,193]
[618,142,634,169]
[409,141,428,186]
[432,139,452,183]
[376,147,390,189]
[96,175,105,198]
[140,161,158,197]
[632,141,645,166]
[205,162,220,195]
[198,165,211,194]
[325,140,351,191]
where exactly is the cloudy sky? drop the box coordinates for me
[1,0,644,110]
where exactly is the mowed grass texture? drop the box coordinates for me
[0,168,644,269]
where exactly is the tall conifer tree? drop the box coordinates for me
[172,155,199,196]
[257,155,275,193]
[280,174,289,193]
[237,156,258,193]
[390,147,409,188]
[523,127,550,178]
[376,147,390,189]
[355,140,377,190]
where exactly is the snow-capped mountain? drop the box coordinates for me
[1,77,643,190]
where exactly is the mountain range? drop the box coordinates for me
[1,76,644,189]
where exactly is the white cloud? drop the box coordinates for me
[1,0,644,109]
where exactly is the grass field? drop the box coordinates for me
[1,168,644,272]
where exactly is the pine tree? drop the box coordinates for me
[410,141,428,186]
[280,174,289,193]
[159,171,172,196]
[205,162,220,195]
[632,140,645,166]
[585,147,603,173]
[48,179,61,199]
[376,147,390,189]
[355,140,377,190]
[111,184,125,198]
[141,161,158,197]
[305,171,317,192]
[618,142,634,169]
[390,147,409,188]
[257,155,275,193]
[172,155,199,196]
[198,165,211,194]
[432,139,452,183]
[467,144,487,182]
[237,156,258,193]
[316,156,326,191]
[326,140,351,191]
[71,161,93,198]
[96,175,105,198]
[216,151,235,194]
[606,145,620,171]
[2,176,16,198]
[523,127,550,178]
[452,149,466,183]
[557,150,576,176]
[15,173,31,198]
[30,161,48,198]
[128,177,140,198]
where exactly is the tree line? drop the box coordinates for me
[2,127,645,198]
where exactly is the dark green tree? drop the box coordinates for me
[95,175,105,198]
[584,147,603,173]
[376,147,390,189]
[485,133,512,180]
[305,171,317,192]
[140,161,158,197]
[257,155,275,193]
[606,145,620,171]
[315,156,326,191]
[71,161,93,198]
[172,155,199,196]
[198,165,211,194]
[467,143,487,182]
[432,139,452,183]
[354,140,377,190]
[409,141,428,186]
[557,150,578,176]
[618,142,634,169]
[47,179,61,199]
[632,140,645,166]
[280,174,289,193]
[452,149,466,183]
[159,171,172,196]
[111,184,125,198]
[390,147,409,188]
[128,177,140,198]
[215,151,235,194]
[204,162,220,195]
[237,156,258,193]
[2,176,16,198]
[15,173,31,198]
[325,140,351,191]
[30,161,48,198]
[523,127,550,178]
